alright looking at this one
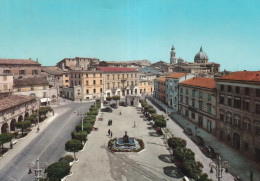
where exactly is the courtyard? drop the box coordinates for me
[67,105,182,181]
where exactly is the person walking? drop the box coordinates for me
[111,120,113,125]
[108,129,111,136]
[110,131,113,138]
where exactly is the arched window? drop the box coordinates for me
[226,112,232,124]
[242,117,251,132]
[233,114,241,127]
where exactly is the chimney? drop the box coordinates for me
[36,58,38,63]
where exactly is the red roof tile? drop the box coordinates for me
[0,59,40,65]
[0,95,36,112]
[166,73,187,79]
[180,77,216,89]
[97,67,137,72]
[219,71,260,81]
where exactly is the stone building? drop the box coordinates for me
[151,61,171,73]
[97,67,139,98]
[0,74,13,94]
[165,73,195,110]
[99,59,151,69]
[0,58,41,78]
[139,66,161,75]
[179,77,217,133]
[215,71,260,161]
[56,57,100,70]
[154,77,160,99]
[0,95,38,133]
[41,66,64,88]
[138,80,154,96]
[13,77,58,105]
[158,77,166,103]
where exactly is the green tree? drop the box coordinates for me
[182,160,204,179]
[173,147,195,163]
[154,118,166,128]
[106,96,112,104]
[65,139,83,152]
[58,155,74,164]
[71,131,88,143]
[148,108,156,114]
[167,137,187,150]
[28,113,38,125]
[15,120,31,136]
[46,162,70,180]
[0,133,13,150]
[112,96,120,104]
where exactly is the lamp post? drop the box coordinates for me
[76,108,86,132]
[28,158,48,181]
[209,155,229,181]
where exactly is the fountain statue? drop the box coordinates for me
[123,131,129,143]
[112,131,141,151]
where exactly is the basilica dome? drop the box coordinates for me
[194,46,209,63]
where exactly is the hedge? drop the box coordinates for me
[65,139,83,152]
[75,122,93,133]
[58,155,74,164]
[168,137,187,150]
[71,131,88,143]
[46,162,70,180]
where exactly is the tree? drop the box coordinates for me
[148,108,156,114]
[0,133,13,150]
[112,96,120,104]
[168,137,187,150]
[154,118,166,128]
[28,113,38,125]
[106,96,112,104]
[182,160,203,179]
[173,147,195,163]
[58,155,74,164]
[15,120,31,136]
[71,131,88,143]
[46,162,70,180]
[65,139,83,152]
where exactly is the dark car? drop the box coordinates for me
[191,135,204,146]
[101,107,113,112]
[110,103,118,109]
[184,128,193,136]
[119,102,127,107]
[200,145,216,158]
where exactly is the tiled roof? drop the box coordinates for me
[219,71,260,81]
[166,73,187,79]
[180,77,216,89]
[14,77,49,87]
[0,95,36,112]
[97,67,137,72]
[159,77,166,82]
[0,59,40,65]
[42,66,64,75]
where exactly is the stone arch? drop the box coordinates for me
[18,115,23,122]
[233,132,241,150]
[10,119,16,131]
[1,123,9,133]
[24,112,29,118]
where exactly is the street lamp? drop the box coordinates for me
[76,108,86,132]
[28,158,48,181]
[209,155,229,181]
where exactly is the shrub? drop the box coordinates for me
[46,162,70,180]
[58,155,74,164]
[168,137,187,149]
[71,131,88,143]
[148,108,156,114]
[182,160,203,179]
[154,118,166,128]
[0,133,13,150]
[173,147,195,163]
[65,139,83,152]
[75,122,93,133]
[112,96,120,104]
[89,107,98,111]
[87,110,98,116]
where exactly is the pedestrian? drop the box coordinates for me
[111,120,113,125]
[108,120,110,126]
[110,131,113,138]
[37,126,40,132]
[134,121,136,128]
[119,111,121,115]
[10,141,13,149]
[108,129,111,136]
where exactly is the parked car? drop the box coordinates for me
[119,102,127,107]
[184,128,193,136]
[191,135,204,146]
[101,107,113,112]
[110,103,118,109]
[200,145,216,158]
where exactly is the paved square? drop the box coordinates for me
[67,106,182,181]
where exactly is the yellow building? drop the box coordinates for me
[63,72,70,87]
[138,80,154,96]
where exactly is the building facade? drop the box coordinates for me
[0,58,41,78]
[138,80,154,96]
[158,77,166,103]
[0,74,13,93]
[165,73,195,110]
[41,66,64,88]
[215,71,260,161]
[97,67,139,98]
[56,57,100,70]
[0,95,38,133]
[179,78,217,133]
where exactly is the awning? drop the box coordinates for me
[40,98,51,103]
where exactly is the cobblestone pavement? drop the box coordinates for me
[67,106,184,181]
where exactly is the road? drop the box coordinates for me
[0,101,93,181]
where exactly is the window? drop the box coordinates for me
[3,70,11,74]
[117,82,120,87]
[100,88,102,93]
[180,95,183,103]
[113,75,115,80]
[180,88,183,93]
[94,89,96,93]
[107,75,110,80]
[256,89,260,97]
[43,85,46,90]
[186,97,188,105]
[123,74,125,79]
[32,70,38,75]
[220,95,224,104]
[199,102,203,110]
[228,86,232,92]
[43,92,46,98]
[19,70,26,75]
[220,113,224,121]
[191,112,195,119]
[65,80,69,83]
[127,74,129,78]
[100,80,102,85]
[192,100,195,107]
[235,86,240,94]
[242,120,251,132]
[243,100,250,111]
[3,76,7,81]
[86,89,89,94]
[186,89,188,95]
[192,90,195,97]
[220,85,224,91]
[65,74,68,77]
[31,86,34,91]
[256,104,260,114]
[93,80,96,85]
[135,74,137,78]
[199,92,203,99]
[228,97,232,106]
[107,83,110,89]
[100,73,102,77]
[233,116,240,127]
[86,74,88,78]
[93,73,95,78]
[208,94,211,101]
[255,126,260,135]
[245,87,250,96]
[234,97,241,109]
[86,81,89,85]
[131,81,134,86]
[112,82,115,88]
[207,105,211,114]
[226,113,232,124]
[131,74,133,78]
[3,85,8,90]
[244,142,249,150]
[127,81,129,86]
[135,80,137,85]
[117,74,120,79]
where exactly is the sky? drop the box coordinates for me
[0,0,259,71]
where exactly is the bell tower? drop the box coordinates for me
[170,45,176,64]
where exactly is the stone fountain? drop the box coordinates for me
[113,131,140,151]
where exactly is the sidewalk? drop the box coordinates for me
[147,96,260,181]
